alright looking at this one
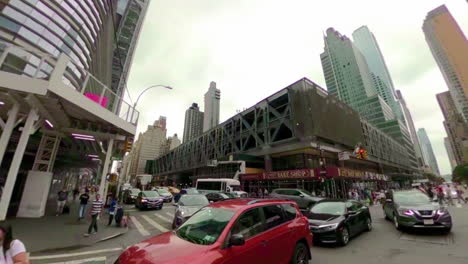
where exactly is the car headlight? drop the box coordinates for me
[398,209,414,216]
[436,209,448,216]
[317,223,339,231]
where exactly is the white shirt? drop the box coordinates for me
[0,240,26,264]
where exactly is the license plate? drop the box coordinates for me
[423,219,434,225]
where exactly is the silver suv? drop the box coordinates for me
[270,188,323,210]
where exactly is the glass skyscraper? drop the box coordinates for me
[320,28,417,169]
[417,128,440,175]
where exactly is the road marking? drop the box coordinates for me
[30,248,122,260]
[165,212,174,218]
[154,213,172,222]
[48,256,107,264]
[130,216,150,236]
[142,215,169,233]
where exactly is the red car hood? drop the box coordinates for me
[119,232,216,264]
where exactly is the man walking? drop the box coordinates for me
[78,189,90,220]
[56,188,68,216]
[84,193,103,237]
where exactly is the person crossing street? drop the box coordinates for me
[78,189,90,220]
[84,194,104,237]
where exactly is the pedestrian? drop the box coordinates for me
[436,185,445,205]
[84,193,104,237]
[56,187,68,216]
[108,196,117,226]
[264,188,269,198]
[78,189,90,220]
[258,188,263,198]
[0,223,29,264]
[73,188,79,201]
[456,188,465,204]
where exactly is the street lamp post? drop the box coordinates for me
[129,85,172,124]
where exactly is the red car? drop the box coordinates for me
[116,199,312,264]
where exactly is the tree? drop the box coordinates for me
[452,164,468,183]
[423,173,444,185]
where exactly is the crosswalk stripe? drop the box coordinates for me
[142,215,170,233]
[165,212,174,218]
[130,216,150,236]
[154,213,172,222]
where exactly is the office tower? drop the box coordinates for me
[423,5,468,122]
[352,26,405,123]
[417,128,440,175]
[396,90,425,167]
[436,91,468,166]
[183,103,204,143]
[112,0,149,96]
[203,82,221,132]
[444,137,457,171]
[165,134,181,153]
[129,118,168,177]
[320,28,417,168]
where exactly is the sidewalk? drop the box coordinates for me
[8,198,128,254]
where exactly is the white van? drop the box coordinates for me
[195,178,247,197]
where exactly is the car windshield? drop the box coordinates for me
[179,195,209,206]
[131,189,140,195]
[231,185,241,191]
[300,189,313,196]
[176,207,234,245]
[394,191,431,205]
[142,191,160,197]
[185,189,199,194]
[223,192,236,198]
[311,202,346,215]
[157,189,171,195]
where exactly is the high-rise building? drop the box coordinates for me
[129,117,168,177]
[436,91,468,166]
[112,0,149,96]
[444,137,457,171]
[183,103,204,143]
[320,28,417,169]
[203,81,221,132]
[417,128,440,175]
[352,26,404,123]
[165,133,181,153]
[396,90,425,167]
[423,5,468,122]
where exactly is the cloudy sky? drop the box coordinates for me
[126,0,468,175]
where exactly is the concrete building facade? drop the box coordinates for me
[436,91,468,167]
[423,5,468,122]
[183,103,204,143]
[444,137,457,171]
[320,28,417,169]
[203,81,220,132]
[417,128,440,175]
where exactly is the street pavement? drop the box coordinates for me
[28,202,468,264]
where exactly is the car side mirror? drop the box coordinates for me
[386,199,393,203]
[346,210,357,217]
[299,194,305,198]
[229,234,245,246]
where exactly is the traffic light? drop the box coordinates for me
[356,148,368,159]
[124,137,133,152]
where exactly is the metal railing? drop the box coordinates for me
[0,43,139,125]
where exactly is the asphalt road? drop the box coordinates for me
[31,202,468,264]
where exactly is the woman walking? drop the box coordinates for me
[0,223,29,264]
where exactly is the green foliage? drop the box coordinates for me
[423,173,444,184]
[452,164,468,183]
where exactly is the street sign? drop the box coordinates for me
[338,152,350,161]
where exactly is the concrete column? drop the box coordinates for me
[0,103,19,168]
[264,154,272,172]
[99,138,114,198]
[0,109,38,220]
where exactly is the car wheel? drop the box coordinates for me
[291,242,310,264]
[393,214,401,230]
[338,227,350,246]
[384,211,389,220]
[444,226,452,234]
[365,217,372,232]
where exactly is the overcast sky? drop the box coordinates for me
[126,0,468,175]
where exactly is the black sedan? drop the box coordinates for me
[383,190,452,233]
[307,199,372,246]
[135,191,164,210]
[205,192,232,202]
[123,188,141,204]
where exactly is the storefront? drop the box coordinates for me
[240,167,390,198]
